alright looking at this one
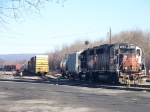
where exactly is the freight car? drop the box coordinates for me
[21,62,28,71]
[26,55,49,75]
[4,64,20,71]
[60,51,83,79]
[60,58,68,78]
[60,43,146,85]
[12,64,20,71]
[4,65,11,71]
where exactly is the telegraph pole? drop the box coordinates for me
[110,27,111,44]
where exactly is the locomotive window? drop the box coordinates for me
[111,50,114,57]
[137,49,140,56]
[115,49,118,55]
[120,49,135,54]
[96,49,103,54]
[78,55,81,60]
[128,49,135,53]
[142,64,145,70]
[90,50,94,55]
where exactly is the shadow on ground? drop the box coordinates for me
[1,71,150,92]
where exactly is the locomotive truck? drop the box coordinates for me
[60,42,146,85]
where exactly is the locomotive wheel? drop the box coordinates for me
[92,73,98,82]
[108,73,119,84]
[113,73,119,84]
[72,74,76,80]
[85,73,89,82]
[89,74,93,82]
[92,74,96,82]
[108,74,112,84]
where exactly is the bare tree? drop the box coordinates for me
[0,0,66,28]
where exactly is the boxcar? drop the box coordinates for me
[30,55,49,75]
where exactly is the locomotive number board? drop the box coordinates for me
[119,45,135,49]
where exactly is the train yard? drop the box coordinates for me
[1,42,150,111]
[0,71,150,112]
[0,71,150,92]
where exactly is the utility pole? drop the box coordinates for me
[110,27,111,44]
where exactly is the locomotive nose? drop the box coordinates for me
[130,65,133,70]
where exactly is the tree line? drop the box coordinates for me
[47,28,150,74]
[1,28,150,74]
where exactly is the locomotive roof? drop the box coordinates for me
[111,42,137,49]
[70,50,84,54]
[92,43,114,49]
[92,43,138,50]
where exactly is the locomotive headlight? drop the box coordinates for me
[130,65,133,70]
[124,55,127,59]
[124,67,128,71]
[124,67,127,70]
[138,67,141,71]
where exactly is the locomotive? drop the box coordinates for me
[60,43,146,84]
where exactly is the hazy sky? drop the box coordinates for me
[1,0,150,54]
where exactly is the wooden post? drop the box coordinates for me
[110,27,111,44]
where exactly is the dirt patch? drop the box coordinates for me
[1,99,89,112]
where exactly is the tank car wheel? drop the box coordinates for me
[68,74,71,80]
[62,73,65,78]
[85,73,89,82]
[72,74,76,80]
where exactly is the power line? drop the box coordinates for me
[0,36,59,39]
[0,43,57,45]
[0,28,109,39]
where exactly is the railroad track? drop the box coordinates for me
[2,71,150,92]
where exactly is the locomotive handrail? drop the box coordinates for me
[118,61,124,70]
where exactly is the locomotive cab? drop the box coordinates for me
[110,43,146,84]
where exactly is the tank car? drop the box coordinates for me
[60,58,68,78]
[79,43,146,84]
[60,51,83,79]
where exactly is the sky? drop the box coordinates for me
[0,0,150,54]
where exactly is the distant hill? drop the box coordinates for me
[0,53,44,61]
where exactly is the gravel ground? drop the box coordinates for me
[0,72,150,112]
